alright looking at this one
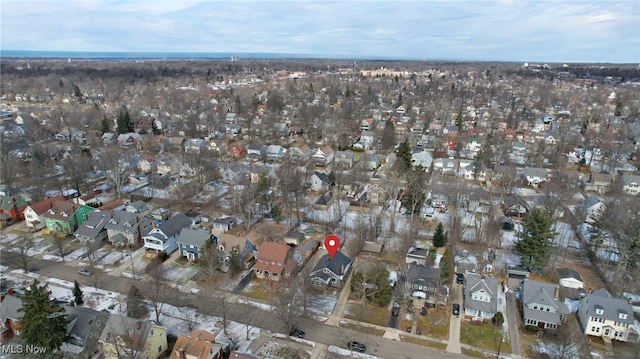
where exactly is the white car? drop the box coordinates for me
[78,268,93,276]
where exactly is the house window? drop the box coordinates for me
[158,345,163,352]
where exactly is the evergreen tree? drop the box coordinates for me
[73,85,82,98]
[116,107,134,134]
[394,138,413,172]
[73,280,84,305]
[100,115,110,135]
[432,222,448,247]
[380,119,396,151]
[199,240,222,276]
[229,250,243,276]
[492,312,505,326]
[126,285,147,319]
[151,119,162,135]
[18,280,67,352]
[515,207,557,272]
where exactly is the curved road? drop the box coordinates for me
[6,257,472,359]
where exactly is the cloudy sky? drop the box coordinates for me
[1,0,638,63]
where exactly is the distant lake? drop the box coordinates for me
[0,50,385,61]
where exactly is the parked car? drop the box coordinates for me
[452,303,460,316]
[348,341,366,353]
[289,327,305,338]
[392,303,400,316]
[78,268,93,276]
[456,273,464,284]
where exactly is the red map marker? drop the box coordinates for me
[324,234,340,259]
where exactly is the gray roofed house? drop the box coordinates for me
[125,200,148,214]
[578,288,635,342]
[405,247,428,265]
[74,211,110,243]
[334,150,355,168]
[143,212,192,255]
[310,171,333,192]
[463,273,500,321]
[0,293,23,343]
[580,195,606,223]
[620,174,640,195]
[503,194,530,218]
[520,279,569,329]
[310,251,352,288]
[105,210,154,247]
[403,262,440,300]
[293,239,319,265]
[523,167,548,187]
[63,306,109,359]
[177,228,212,261]
[557,267,585,289]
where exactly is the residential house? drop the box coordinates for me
[524,167,548,187]
[580,196,606,224]
[215,234,256,269]
[212,216,237,232]
[253,241,293,281]
[503,194,530,218]
[228,352,259,359]
[557,268,585,290]
[266,145,286,161]
[0,195,27,226]
[0,291,23,343]
[184,138,207,154]
[463,273,500,321]
[143,213,192,255]
[403,262,440,303]
[512,141,527,156]
[170,136,186,151]
[221,162,248,184]
[433,158,459,175]
[105,210,154,247]
[63,306,109,359]
[309,251,352,288]
[366,183,386,205]
[578,288,634,342]
[334,150,355,168]
[585,172,615,195]
[467,188,491,214]
[310,172,333,192]
[245,144,267,161]
[520,279,570,329]
[226,143,247,159]
[177,228,212,261]
[288,142,312,162]
[360,118,373,131]
[74,210,111,243]
[170,330,222,359]
[458,160,485,180]
[98,314,168,359]
[411,151,433,170]
[42,201,95,235]
[360,130,375,148]
[454,251,478,275]
[312,145,335,166]
[361,150,381,170]
[620,174,640,195]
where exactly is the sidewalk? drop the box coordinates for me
[107,247,145,278]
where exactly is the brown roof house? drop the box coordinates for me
[253,241,294,281]
[170,329,222,359]
[22,195,66,230]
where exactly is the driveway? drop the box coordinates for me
[446,279,463,354]
[232,269,254,294]
[506,290,522,357]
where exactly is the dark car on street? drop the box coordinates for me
[456,273,464,284]
[392,303,400,316]
[289,327,305,338]
[453,303,460,316]
[348,341,366,353]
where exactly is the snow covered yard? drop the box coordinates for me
[163,262,199,282]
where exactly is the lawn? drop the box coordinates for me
[241,281,273,302]
[399,335,447,350]
[416,310,450,340]
[344,302,389,327]
[460,322,510,354]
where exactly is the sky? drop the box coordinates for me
[1,0,638,63]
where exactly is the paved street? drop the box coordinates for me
[3,256,473,359]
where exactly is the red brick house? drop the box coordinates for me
[0,290,23,343]
[0,196,27,226]
[226,143,247,159]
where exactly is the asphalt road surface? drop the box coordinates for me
[5,256,471,359]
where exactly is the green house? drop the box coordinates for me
[42,200,95,235]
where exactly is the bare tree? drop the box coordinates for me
[15,236,35,273]
[141,263,168,323]
[83,240,103,289]
[177,306,199,332]
[97,147,128,199]
[272,282,302,333]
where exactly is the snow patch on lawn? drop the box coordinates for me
[328,345,377,358]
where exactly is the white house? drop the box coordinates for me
[621,174,640,196]
[523,167,548,187]
[22,196,66,230]
[411,151,433,171]
[557,267,585,289]
[310,172,332,192]
[266,145,286,161]
[143,213,192,255]
[578,288,634,342]
[313,145,335,166]
[463,273,500,321]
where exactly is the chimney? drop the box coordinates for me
[7,288,14,296]
[136,321,141,330]
[179,348,187,359]
[88,318,93,325]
